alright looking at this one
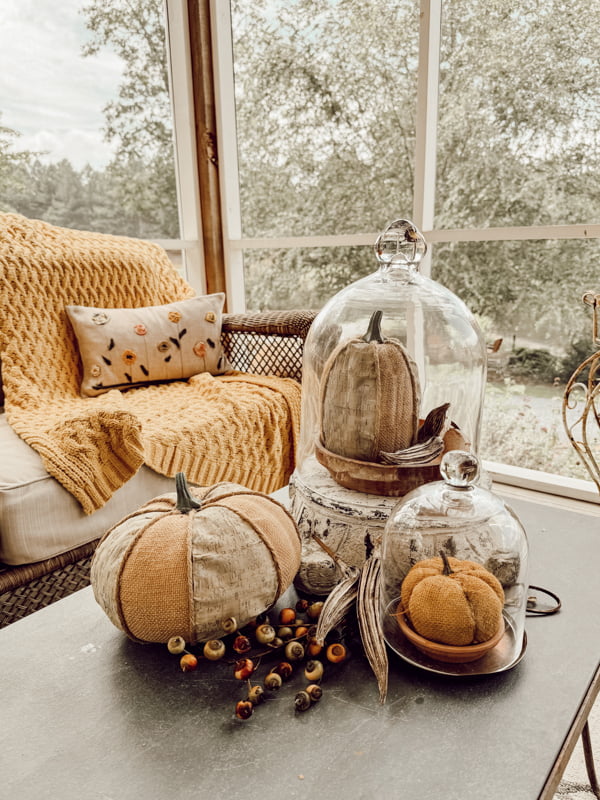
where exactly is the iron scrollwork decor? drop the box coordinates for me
[562,291,600,491]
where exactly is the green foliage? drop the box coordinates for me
[556,336,598,383]
[0,116,36,213]
[506,347,558,383]
[481,382,590,479]
[0,2,178,239]
[231,0,600,344]
[81,0,173,161]
[2,0,599,337]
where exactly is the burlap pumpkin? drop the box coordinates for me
[91,474,301,644]
[320,309,421,462]
[399,552,505,646]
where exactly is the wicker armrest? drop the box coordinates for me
[222,309,316,339]
[221,310,317,382]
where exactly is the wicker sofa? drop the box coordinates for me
[0,309,316,627]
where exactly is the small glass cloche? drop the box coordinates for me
[380,451,529,673]
[295,218,487,499]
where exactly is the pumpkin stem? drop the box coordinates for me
[363,310,385,343]
[440,550,453,576]
[175,472,201,513]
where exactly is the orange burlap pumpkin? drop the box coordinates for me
[399,552,505,646]
[91,474,301,644]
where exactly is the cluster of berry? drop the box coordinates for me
[166,599,349,720]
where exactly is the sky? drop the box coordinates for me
[0,0,124,170]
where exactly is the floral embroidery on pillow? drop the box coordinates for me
[66,294,229,397]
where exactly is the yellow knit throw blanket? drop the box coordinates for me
[0,214,300,513]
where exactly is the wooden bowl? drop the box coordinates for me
[315,426,468,497]
[395,612,505,664]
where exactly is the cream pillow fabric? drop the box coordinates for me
[66,294,230,397]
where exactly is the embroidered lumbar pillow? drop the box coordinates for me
[66,294,230,397]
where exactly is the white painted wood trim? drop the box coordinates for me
[412,0,442,277]
[226,222,600,252]
[485,460,600,506]
[210,0,246,312]
[163,0,205,292]
[427,224,600,243]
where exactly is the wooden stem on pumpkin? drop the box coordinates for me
[175,472,201,513]
[440,550,453,576]
[362,309,385,343]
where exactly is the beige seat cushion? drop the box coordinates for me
[0,412,175,565]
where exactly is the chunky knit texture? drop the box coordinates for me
[0,213,300,514]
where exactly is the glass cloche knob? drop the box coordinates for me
[439,450,480,488]
[374,218,427,271]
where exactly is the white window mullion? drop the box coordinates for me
[210,0,246,312]
[412,0,442,277]
[163,0,205,292]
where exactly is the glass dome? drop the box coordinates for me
[380,451,529,674]
[295,218,487,497]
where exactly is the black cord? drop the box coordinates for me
[526,584,562,616]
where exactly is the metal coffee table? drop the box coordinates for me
[1,492,598,800]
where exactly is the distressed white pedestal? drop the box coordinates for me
[290,456,517,598]
[289,457,399,595]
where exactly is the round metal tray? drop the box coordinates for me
[382,601,527,677]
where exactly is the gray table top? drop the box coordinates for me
[1,493,599,800]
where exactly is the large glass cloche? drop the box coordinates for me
[294,218,487,498]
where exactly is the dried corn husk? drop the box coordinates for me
[357,550,388,703]
[314,565,360,646]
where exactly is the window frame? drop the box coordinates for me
[166,0,600,504]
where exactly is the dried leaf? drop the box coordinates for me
[417,402,451,441]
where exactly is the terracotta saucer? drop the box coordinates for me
[395,612,506,664]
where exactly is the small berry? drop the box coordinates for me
[304,659,324,681]
[255,624,276,645]
[279,607,296,625]
[233,658,255,680]
[296,598,309,613]
[233,635,252,654]
[307,601,324,620]
[203,639,226,661]
[167,636,186,654]
[277,626,294,641]
[221,617,237,635]
[264,672,283,691]
[248,685,265,705]
[326,643,347,663]
[307,637,323,657]
[235,700,254,720]
[285,641,305,661]
[306,684,323,702]
[295,625,309,638]
[179,653,198,672]
[294,690,312,712]
[273,661,294,680]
